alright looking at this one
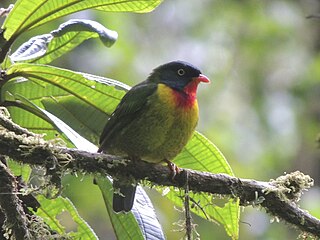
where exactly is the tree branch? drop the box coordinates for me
[0,126,319,237]
[0,107,36,137]
[0,161,31,239]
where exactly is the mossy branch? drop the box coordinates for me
[0,117,319,237]
[0,161,31,239]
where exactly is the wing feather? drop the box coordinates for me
[98,81,157,152]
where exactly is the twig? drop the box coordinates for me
[0,4,14,18]
[306,14,320,19]
[0,108,37,137]
[184,171,192,240]
[0,127,318,237]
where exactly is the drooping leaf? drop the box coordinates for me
[10,34,52,62]
[36,195,98,239]
[96,175,164,240]
[2,64,157,238]
[95,177,145,240]
[41,96,108,144]
[10,19,117,64]
[51,19,118,47]
[35,104,99,152]
[131,186,166,240]
[2,0,162,41]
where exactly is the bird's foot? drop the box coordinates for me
[165,159,180,179]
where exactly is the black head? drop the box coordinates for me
[147,61,205,91]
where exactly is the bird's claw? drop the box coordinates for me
[165,160,180,180]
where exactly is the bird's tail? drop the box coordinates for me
[113,181,136,212]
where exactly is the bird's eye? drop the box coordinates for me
[177,69,185,76]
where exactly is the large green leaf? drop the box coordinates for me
[1,77,70,139]
[2,0,162,41]
[168,132,240,239]
[5,63,124,115]
[3,63,127,143]
[10,19,117,64]
[41,96,108,144]
[36,195,97,239]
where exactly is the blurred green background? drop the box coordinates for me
[1,0,320,239]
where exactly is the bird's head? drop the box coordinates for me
[147,61,210,95]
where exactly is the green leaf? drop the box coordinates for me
[10,19,117,64]
[16,95,97,151]
[3,63,127,143]
[10,34,52,62]
[41,96,109,144]
[176,132,234,174]
[2,0,162,41]
[165,132,240,239]
[7,160,32,183]
[95,177,145,240]
[6,63,125,116]
[51,19,118,47]
[36,195,97,239]
[1,78,67,140]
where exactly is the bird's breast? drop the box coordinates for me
[156,84,199,126]
[143,83,199,161]
[157,83,198,111]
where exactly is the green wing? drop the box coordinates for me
[98,80,157,152]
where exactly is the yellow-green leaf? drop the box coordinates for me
[2,0,162,41]
[165,132,240,239]
[36,195,97,239]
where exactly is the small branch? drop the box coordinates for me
[0,108,36,137]
[0,4,14,18]
[0,161,31,239]
[306,14,320,19]
[184,171,192,240]
[0,127,319,237]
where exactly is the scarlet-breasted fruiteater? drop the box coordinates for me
[98,61,210,212]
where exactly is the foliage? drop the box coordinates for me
[0,0,241,239]
[35,196,98,239]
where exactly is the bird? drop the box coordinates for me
[98,60,210,212]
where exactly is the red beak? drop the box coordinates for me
[193,74,210,83]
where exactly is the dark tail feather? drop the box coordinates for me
[113,182,136,213]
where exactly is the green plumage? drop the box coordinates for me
[98,61,208,212]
